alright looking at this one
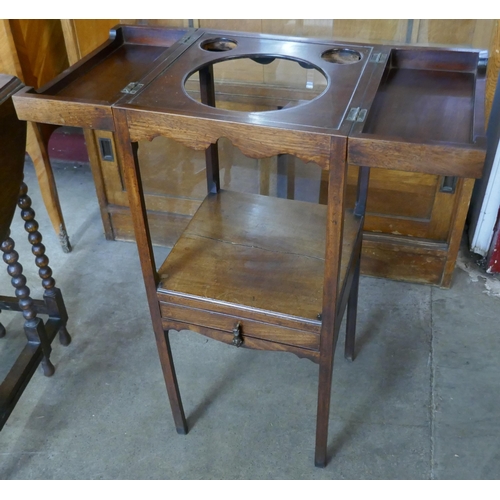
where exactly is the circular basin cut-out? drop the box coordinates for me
[201,38,238,52]
[185,56,328,113]
[321,48,362,64]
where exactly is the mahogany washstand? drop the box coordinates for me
[13,26,487,467]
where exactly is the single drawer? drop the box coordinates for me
[159,301,320,352]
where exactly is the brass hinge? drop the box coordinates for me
[120,82,144,94]
[478,50,488,70]
[370,52,387,64]
[181,32,197,44]
[345,107,367,123]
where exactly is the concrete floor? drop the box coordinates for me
[0,159,499,480]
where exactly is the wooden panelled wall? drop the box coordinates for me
[5,20,68,88]
[55,20,498,287]
[486,20,500,126]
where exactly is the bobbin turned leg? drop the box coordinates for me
[17,181,71,346]
[1,235,55,376]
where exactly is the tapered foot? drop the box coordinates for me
[345,258,360,362]
[41,357,55,377]
[344,312,356,361]
[344,349,355,362]
[176,425,188,435]
[0,323,5,338]
[59,227,72,253]
[161,330,188,435]
[58,326,71,346]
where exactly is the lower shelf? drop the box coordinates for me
[157,190,362,334]
[106,204,452,287]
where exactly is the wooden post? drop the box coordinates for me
[486,20,500,129]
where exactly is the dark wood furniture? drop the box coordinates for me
[0,20,73,252]
[13,28,487,466]
[0,74,70,430]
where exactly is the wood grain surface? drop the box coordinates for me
[158,190,361,327]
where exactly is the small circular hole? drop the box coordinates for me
[321,48,361,64]
[201,38,238,52]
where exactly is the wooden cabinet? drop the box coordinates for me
[59,19,497,287]
[0,20,72,250]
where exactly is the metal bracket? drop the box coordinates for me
[345,107,367,123]
[181,31,198,44]
[440,176,458,194]
[232,321,243,347]
[370,52,388,64]
[120,82,144,94]
[98,137,114,162]
[478,50,488,71]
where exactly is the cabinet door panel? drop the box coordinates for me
[414,19,494,48]
[62,19,119,64]
[138,136,207,200]
[9,19,68,88]
[347,167,438,220]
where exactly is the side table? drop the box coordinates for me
[12,28,487,466]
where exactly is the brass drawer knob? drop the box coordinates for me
[232,321,243,347]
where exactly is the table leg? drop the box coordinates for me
[26,122,72,253]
